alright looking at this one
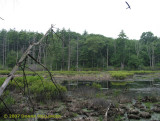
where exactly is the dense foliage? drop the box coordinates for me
[0,28,160,70]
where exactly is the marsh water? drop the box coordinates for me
[60,74,160,121]
[20,73,160,121]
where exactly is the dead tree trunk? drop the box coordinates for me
[0,26,53,97]
[146,45,152,68]
[135,41,141,58]
[68,32,71,71]
[61,33,65,70]
[151,44,155,69]
[106,46,109,69]
[2,33,6,68]
[76,37,79,71]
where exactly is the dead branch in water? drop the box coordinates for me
[104,103,111,121]
[0,25,53,97]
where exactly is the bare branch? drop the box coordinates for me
[0,25,53,97]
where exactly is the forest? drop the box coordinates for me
[0,28,160,71]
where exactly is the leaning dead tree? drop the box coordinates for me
[0,25,58,97]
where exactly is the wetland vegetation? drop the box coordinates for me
[0,70,160,121]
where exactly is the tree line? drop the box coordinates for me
[0,28,160,71]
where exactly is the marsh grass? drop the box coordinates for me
[109,70,158,80]
[0,76,67,102]
[111,81,134,86]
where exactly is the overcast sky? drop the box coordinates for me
[0,0,160,40]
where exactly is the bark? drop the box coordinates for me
[43,45,46,66]
[135,41,141,58]
[16,42,19,63]
[76,37,79,71]
[106,47,108,68]
[62,34,65,70]
[151,44,155,69]
[2,33,6,68]
[38,45,42,63]
[104,103,111,121]
[68,33,71,71]
[146,45,152,68]
[114,40,116,57]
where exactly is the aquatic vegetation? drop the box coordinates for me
[111,81,134,86]
[115,114,123,121]
[144,102,152,109]
[113,89,121,96]
[96,93,106,98]
[154,78,160,82]
[109,71,134,79]
[109,70,158,80]
[92,82,102,89]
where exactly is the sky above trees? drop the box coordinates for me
[0,0,160,40]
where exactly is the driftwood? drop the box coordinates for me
[0,25,53,97]
[104,103,111,121]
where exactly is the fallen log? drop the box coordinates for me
[104,103,111,121]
